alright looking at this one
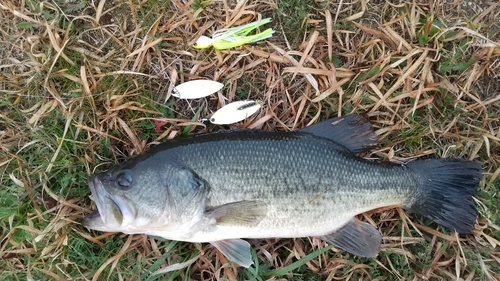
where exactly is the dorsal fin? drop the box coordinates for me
[300,114,378,153]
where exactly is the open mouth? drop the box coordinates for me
[83,175,121,231]
[83,174,136,231]
[82,209,105,229]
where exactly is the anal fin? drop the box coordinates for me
[318,218,381,257]
[210,239,253,268]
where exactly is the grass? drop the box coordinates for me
[1,0,500,280]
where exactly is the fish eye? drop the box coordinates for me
[115,170,133,189]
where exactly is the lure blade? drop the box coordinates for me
[173,80,224,99]
[210,100,261,125]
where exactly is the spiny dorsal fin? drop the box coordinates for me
[318,218,381,257]
[300,114,378,153]
[206,200,267,226]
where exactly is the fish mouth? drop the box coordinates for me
[83,175,134,231]
[82,209,107,230]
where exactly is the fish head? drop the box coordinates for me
[83,157,209,236]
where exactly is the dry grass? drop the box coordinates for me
[1,0,499,280]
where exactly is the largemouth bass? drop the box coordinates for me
[83,114,481,267]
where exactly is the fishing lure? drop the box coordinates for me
[194,18,274,50]
[172,80,224,99]
[210,100,261,125]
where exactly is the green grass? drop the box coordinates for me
[276,0,317,46]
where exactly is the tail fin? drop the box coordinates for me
[405,158,481,234]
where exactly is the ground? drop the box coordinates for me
[0,0,499,280]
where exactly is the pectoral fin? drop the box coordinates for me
[206,200,267,226]
[210,239,253,268]
[318,218,381,257]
